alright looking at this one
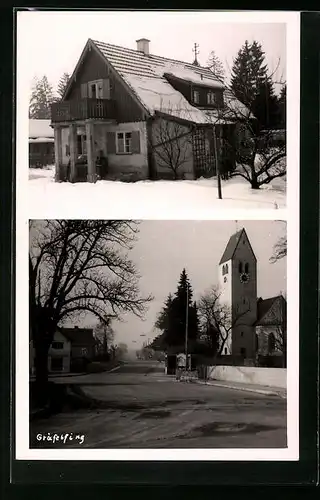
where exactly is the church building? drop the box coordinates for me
[218,228,286,365]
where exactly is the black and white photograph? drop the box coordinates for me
[14,9,300,466]
[15,10,297,215]
[26,219,291,453]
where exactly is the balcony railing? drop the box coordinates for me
[51,98,116,123]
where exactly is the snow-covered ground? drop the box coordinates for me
[28,165,286,219]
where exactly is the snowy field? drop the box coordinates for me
[28,165,286,219]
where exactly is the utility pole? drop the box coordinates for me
[213,125,222,199]
[185,285,189,371]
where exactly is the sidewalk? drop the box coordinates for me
[191,378,287,398]
[30,363,122,381]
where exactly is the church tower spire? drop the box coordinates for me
[218,228,258,360]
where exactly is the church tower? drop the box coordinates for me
[218,228,257,359]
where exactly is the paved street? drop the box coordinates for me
[30,360,287,449]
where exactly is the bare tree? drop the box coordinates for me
[29,220,152,401]
[94,316,115,356]
[198,285,250,356]
[270,220,287,263]
[273,322,287,367]
[205,84,286,190]
[207,51,225,81]
[149,111,195,180]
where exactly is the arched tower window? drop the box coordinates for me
[268,332,276,354]
[222,265,225,275]
[225,263,228,274]
[245,263,249,273]
[238,261,243,273]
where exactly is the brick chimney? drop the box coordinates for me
[136,38,150,55]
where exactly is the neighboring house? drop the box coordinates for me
[29,119,55,167]
[30,326,98,375]
[30,330,71,374]
[255,295,287,360]
[60,326,98,370]
[50,37,248,183]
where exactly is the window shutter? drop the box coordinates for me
[102,78,110,99]
[106,132,116,154]
[131,131,141,154]
[81,83,88,98]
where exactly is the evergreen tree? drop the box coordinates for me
[230,40,280,129]
[29,75,57,119]
[154,293,173,332]
[154,269,199,349]
[252,78,280,130]
[207,51,225,81]
[278,84,286,129]
[57,72,71,99]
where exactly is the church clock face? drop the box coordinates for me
[240,272,250,283]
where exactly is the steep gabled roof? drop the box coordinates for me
[255,295,286,326]
[219,228,257,265]
[60,327,96,346]
[65,38,249,125]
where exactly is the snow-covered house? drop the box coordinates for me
[29,119,55,167]
[51,38,249,183]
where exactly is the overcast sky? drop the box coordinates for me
[79,220,286,348]
[18,10,287,97]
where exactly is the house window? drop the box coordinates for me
[240,347,246,357]
[240,331,244,337]
[88,79,104,99]
[224,348,228,355]
[90,83,97,98]
[51,357,63,371]
[193,90,200,104]
[81,347,88,356]
[207,91,216,105]
[117,132,132,154]
[52,341,64,350]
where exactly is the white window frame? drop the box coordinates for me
[207,91,217,105]
[88,79,103,99]
[116,131,132,154]
[193,90,200,104]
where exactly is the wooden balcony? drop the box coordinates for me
[51,98,116,124]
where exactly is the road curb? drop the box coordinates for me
[192,379,286,398]
[107,365,121,373]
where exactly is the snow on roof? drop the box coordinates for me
[92,39,247,124]
[29,137,54,143]
[29,119,54,139]
[122,74,208,124]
